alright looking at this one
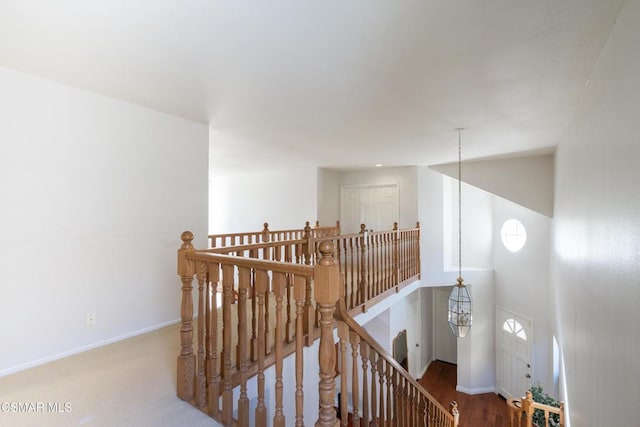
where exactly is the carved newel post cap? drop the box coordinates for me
[180,231,194,248]
[263,222,269,230]
[318,241,334,263]
[449,401,459,416]
[305,221,311,227]
[360,224,366,233]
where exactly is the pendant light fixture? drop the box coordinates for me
[448,128,472,338]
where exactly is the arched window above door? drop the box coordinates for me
[503,318,527,340]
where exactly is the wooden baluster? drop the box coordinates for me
[177,231,196,401]
[349,237,356,309]
[415,222,421,279]
[294,275,306,427]
[237,267,250,426]
[523,391,534,427]
[449,401,460,427]
[285,245,294,342]
[263,247,271,355]
[195,261,207,408]
[560,401,565,427]
[418,395,427,427]
[221,264,234,424]
[338,322,349,427]
[392,223,399,289]
[360,341,370,427]
[273,272,286,427]
[302,222,315,345]
[262,222,270,243]
[378,357,385,426]
[410,386,417,427]
[370,349,378,425]
[396,376,403,427]
[250,248,258,362]
[254,270,267,427]
[314,241,341,427]
[392,370,400,427]
[350,332,361,427]
[359,224,368,310]
[385,361,393,427]
[208,262,221,417]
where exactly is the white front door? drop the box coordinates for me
[496,307,533,398]
[340,184,399,234]
[434,288,457,364]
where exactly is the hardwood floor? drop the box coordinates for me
[419,360,510,427]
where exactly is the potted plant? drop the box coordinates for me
[529,384,561,427]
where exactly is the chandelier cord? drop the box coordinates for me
[458,129,462,281]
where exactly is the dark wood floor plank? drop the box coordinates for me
[419,360,510,427]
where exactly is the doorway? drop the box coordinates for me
[496,307,533,398]
[433,288,457,364]
[340,184,399,234]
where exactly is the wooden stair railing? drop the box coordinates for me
[312,222,421,314]
[313,240,458,427]
[178,231,318,426]
[177,223,424,427]
[506,391,565,427]
[209,220,340,248]
[332,291,459,427]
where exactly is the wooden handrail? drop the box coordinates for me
[209,220,340,248]
[186,251,314,276]
[335,297,459,427]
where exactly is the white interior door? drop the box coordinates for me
[497,308,533,398]
[407,291,421,377]
[340,184,398,234]
[434,288,457,364]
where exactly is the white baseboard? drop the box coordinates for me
[0,318,181,378]
[456,385,496,395]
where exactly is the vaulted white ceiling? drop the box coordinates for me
[0,1,624,169]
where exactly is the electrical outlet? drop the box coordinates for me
[86,312,96,326]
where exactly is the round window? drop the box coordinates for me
[501,219,527,252]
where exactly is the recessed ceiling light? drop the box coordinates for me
[375,163,382,167]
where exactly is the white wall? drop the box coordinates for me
[209,167,318,233]
[492,197,553,393]
[432,154,555,218]
[317,168,340,226]
[552,1,640,425]
[417,166,496,393]
[443,177,493,271]
[0,67,209,375]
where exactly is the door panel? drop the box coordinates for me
[496,308,533,398]
[340,184,398,234]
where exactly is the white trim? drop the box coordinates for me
[0,318,181,377]
[456,385,497,395]
[418,358,433,379]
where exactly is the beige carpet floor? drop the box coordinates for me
[0,323,220,427]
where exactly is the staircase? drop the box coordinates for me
[176,221,459,426]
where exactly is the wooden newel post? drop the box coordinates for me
[177,231,196,401]
[262,222,270,243]
[314,241,341,427]
[449,401,460,427]
[523,391,534,427]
